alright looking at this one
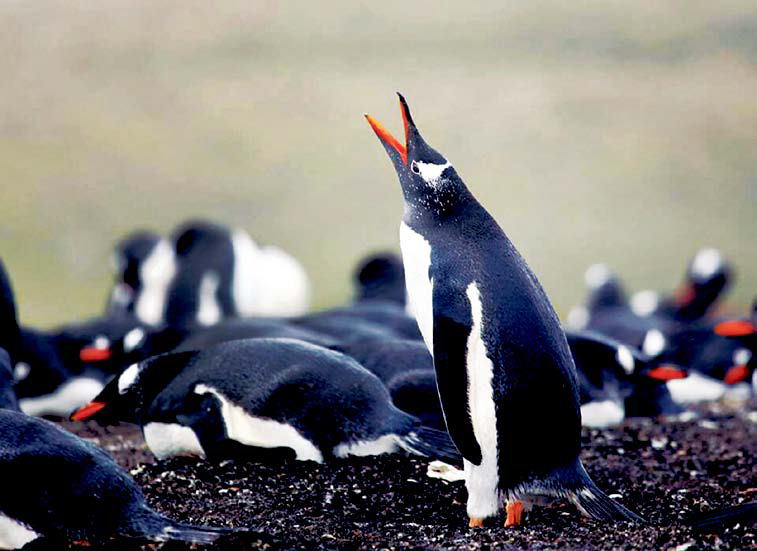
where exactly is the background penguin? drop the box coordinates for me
[629,248,732,322]
[0,409,228,549]
[166,219,237,327]
[72,338,460,464]
[105,230,169,322]
[353,252,407,305]
[0,349,19,412]
[714,301,757,388]
[366,94,642,527]
[566,330,686,426]
[385,368,445,431]
[566,263,628,330]
[331,337,432,383]
[0,260,22,367]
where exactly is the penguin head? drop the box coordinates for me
[70,350,197,424]
[366,94,469,216]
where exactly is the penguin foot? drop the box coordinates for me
[505,501,524,527]
[468,517,484,528]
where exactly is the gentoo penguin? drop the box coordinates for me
[165,220,311,327]
[566,264,627,330]
[0,349,19,411]
[366,94,643,527]
[331,338,432,384]
[106,230,172,323]
[630,248,731,322]
[72,338,460,464]
[714,301,757,387]
[385,369,445,431]
[354,252,407,305]
[0,410,227,548]
[566,330,686,426]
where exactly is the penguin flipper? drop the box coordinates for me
[432,288,482,465]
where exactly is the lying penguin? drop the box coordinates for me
[353,251,407,306]
[714,301,756,389]
[0,409,228,549]
[567,330,686,427]
[72,338,459,464]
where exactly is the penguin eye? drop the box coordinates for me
[410,161,420,175]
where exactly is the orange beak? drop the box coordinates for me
[70,401,106,421]
[80,347,112,362]
[714,320,756,337]
[724,364,750,385]
[365,95,411,165]
[646,365,687,381]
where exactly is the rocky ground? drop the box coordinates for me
[55,399,756,551]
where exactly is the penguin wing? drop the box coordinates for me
[432,286,483,465]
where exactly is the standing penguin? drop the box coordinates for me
[365,94,642,527]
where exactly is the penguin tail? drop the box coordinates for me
[400,426,463,465]
[567,463,645,523]
[689,501,757,533]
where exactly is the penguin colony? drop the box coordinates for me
[0,95,754,547]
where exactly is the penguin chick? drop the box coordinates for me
[366,94,643,527]
[72,338,460,464]
[0,409,229,548]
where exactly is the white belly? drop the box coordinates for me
[463,282,500,518]
[143,422,206,460]
[0,513,38,550]
[399,222,434,352]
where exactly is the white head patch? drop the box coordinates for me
[690,248,723,280]
[118,363,140,394]
[616,346,635,374]
[630,290,659,317]
[93,335,110,350]
[642,329,667,357]
[584,263,611,289]
[412,160,450,187]
[13,362,30,382]
[123,328,146,353]
[566,306,589,329]
[734,348,752,366]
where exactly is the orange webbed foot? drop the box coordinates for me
[468,517,484,528]
[505,501,524,527]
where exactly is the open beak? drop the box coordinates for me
[365,93,414,165]
[646,365,687,381]
[80,347,112,362]
[724,364,750,385]
[714,320,756,337]
[70,401,106,421]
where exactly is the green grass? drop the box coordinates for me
[1,1,756,327]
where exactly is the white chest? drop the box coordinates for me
[399,222,434,352]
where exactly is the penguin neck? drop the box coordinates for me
[401,185,479,230]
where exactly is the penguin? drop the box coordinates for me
[354,252,407,305]
[385,368,446,431]
[331,337,432,384]
[106,230,172,323]
[0,349,19,412]
[566,264,627,330]
[714,301,757,388]
[630,248,732,322]
[365,94,643,527]
[165,220,311,327]
[0,409,228,548]
[0,260,21,366]
[71,338,460,464]
[291,310,402,342]
[566,330,686,426]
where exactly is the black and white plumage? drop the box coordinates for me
[366,94,642,526]
[72,338,459,464]
[567,330,686,426]
[0,410,228,548]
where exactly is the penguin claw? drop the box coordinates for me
[468,517,484,528]
[505,501,524,527]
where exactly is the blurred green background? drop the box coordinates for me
[1,1,755,328]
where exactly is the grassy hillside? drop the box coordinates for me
[1,1,755,327]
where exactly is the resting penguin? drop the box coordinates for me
[72,338,460,464]
[366,94,643,527]
[354,252,407,306]
[0,409,228,549]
